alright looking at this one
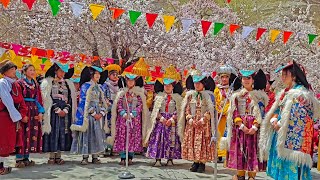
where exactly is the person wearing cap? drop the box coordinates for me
[14,64,44,168]
[101,64,121,156]
[0,60,28,175]
[178,70,216,173]
[145,65,183,167]
[260,61,320,180]
[214,65,238,163]
[70,65,109,165]
[70,77,81,105]
[40,62,77,165]
[105,72,148,165]
[222,69,268,180]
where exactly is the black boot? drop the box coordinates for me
[189,162,199,172]
[197,163,205,173]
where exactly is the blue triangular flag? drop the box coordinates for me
[70,2,84,18]
[242,26,255,39]
[181,18,195,34]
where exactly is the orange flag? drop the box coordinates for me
[1,0,10,8]
[110,8,125,19]
[229,24,240,35]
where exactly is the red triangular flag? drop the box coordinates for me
[256,28,267,41]
[146,13,158,28]
[283,31,293,44]
[227,0,232,3]
[201,20,212,37]
[47,49,54,58]
[22,0,36,10]
[110,8,125,19]
[40,64,45,71]
[1,0,10,8]
[229,24,240,35]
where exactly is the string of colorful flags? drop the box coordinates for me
[1,0,320,46]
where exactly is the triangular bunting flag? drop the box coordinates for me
[242,26,255,39]
[0,48,6,57]
[110,8,125,20]
[181,18,194,34]
[283,31,293,44]
[129,10,142,25]
[163,15,175,32]
[201,20,212,37]
[1,0,10,8]
[48,0,61,16]
[42,57,48,64]
[256,28,267,41]
[12,44,22,55]
[146,13,158,28]
[22,0,36,10]
[308,34,318,44]
[89,4,105,20]
[227,0,232,3]
[40,64,45,71]
[213,22,225,36]
[70,2,84,18]
[270,30,281,43]
[229,24,240,35]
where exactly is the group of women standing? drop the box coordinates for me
[0,58,319,180]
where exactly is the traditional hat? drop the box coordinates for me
[275,60,309,89]
[70,77,80,83]
[131,57,150,77]
[80,60,108,86]
[45,62,74,79]
[239,69,267,90]
[0,59,17,74]
[186,67,215,91]
[105,64,121,75]
[163,64,181,82]
[217,64,237,76]
[239,70,255,77]
[154,65,182,94]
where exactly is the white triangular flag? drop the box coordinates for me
[242,26,255,39]
[181,18,195,34]
[70,2,84,18]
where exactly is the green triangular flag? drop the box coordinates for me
[213,22,225,36]
[48,0,61,16]
[129,10,142,25]
[42,57,48,64]
[308,34,318,44]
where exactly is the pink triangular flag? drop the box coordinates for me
[12,44,22,55]
[40,64,45,71]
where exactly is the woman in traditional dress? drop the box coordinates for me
[41,62,76,165]
[15,64,44,168]
[70,65,109,165]
[213,64,239,162]
[178,70,216,173]
[106,72,148,165]
[145,65,183,166]
[0,60,27,175]
[221,69,268,180]
[260,61,320,180]
[101,64,121,156]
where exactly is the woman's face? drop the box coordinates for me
[25,66,35,79]
[109,72,119,82]
[281,70,294,87]
[164,84,174,94]
[4,67,17,79]
[194,82,204,91]
[92,71,100,82]
[126,79,135,88]
[242,76,254,90]
[56,68,65,79]
[220,75,230,86]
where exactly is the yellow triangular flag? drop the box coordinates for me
[89,4,105,20]
[8,50,16,60]
[163,15,175,32]
[270,29,281,43]
[31,55,38,64]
